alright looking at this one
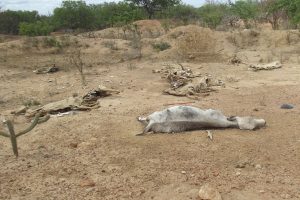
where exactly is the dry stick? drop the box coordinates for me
[163,102,196,106]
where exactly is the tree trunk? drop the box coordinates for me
[80,70,86,86]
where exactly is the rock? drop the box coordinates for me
[281,104,294,109]
[235,159,250,168]
[152,69,161,73]
[85,187,95,192]
[181,171,187,174]
[280,194,291,199]
[80,179,95,187]
[69,143,78,148]
[198,184,222,200]
[255,164,262,169]
[235,171,241,176]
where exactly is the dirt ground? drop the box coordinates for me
[1,23,300,199]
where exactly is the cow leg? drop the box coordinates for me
[137,116,149,125]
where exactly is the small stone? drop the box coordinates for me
[259,190,265,193]
[69,143,78,148]
[80,179,95,187]
[181,171,187,174]
[85,187,95,192]
[280,104,294,109]
[198,184,222,200]
[253,108,259,111]
[235,171,241,176]
[152,69,160,73]
[59,178,66,182]
[235,159,250,168]
[281,194,291,199]
[140,189,146,194]
[255,164,262,169]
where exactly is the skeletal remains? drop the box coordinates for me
[137,106,266,135]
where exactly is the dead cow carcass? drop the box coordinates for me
[137,106,266,135]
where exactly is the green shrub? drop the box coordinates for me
[22,37,39,49]
[0,10,40,34]
[42,37,62,48]
[198,4,230,28]
[152,42,171,51]
[19,21,53,36]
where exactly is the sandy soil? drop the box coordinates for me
[0,23,300,199]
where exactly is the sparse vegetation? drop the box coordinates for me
[23,37,39,49]
[22,98,41,107]
[42,37,62,48]
[127,63,137,70]
[103,40,118,50]
[128,24,142,58]
[0,46,8,62]
[152,41,171,51]
[68,48,87,86]
[59,35,72,47]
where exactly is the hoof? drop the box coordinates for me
[137,116,147,121]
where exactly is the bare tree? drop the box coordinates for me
[68,49,87,86]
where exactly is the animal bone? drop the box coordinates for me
[137,106,266,135]
[206,130,213,140]
[249,61,282,71]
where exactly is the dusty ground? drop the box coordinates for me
[0,23,300,199]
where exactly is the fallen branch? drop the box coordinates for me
[163,102,196,106]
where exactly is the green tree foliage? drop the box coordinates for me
[230,0,259,21]
[162,4,199,23]
[19,21,53,36]
[0,10,39,34]
[53,0,96,30]
[198,3,230,28]
[125,0,181,19]
[1,0,300,35]
[273,0,300,25]
[91,2,146,28]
